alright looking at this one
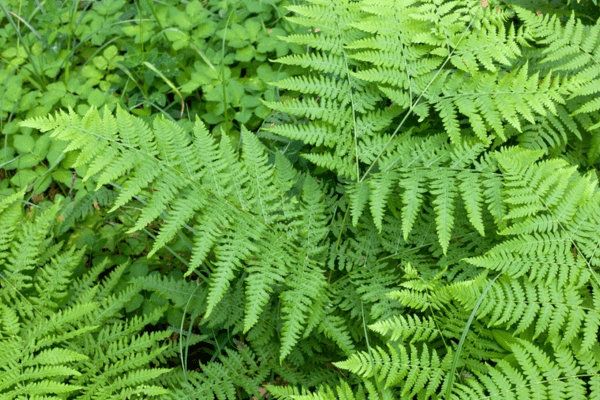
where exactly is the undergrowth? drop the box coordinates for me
[2,0,600,399]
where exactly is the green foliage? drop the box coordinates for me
[0,193,171,398]
[21,105,336,365]
[7,0,600,399]
[0,0,298,206]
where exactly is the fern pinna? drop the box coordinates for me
[18,0,600,398]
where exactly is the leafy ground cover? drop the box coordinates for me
[2,0,600,399]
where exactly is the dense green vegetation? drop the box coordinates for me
[2,0,600,398]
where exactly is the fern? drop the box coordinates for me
[20,105,337,363]
[453,341,600,399]
[0,195,171,399]
[335,343,453,397]
[283,147,600,399]
[263,0,398,180]
[16,0,600,398]
[511,6,600,162]
[263,0,591,253]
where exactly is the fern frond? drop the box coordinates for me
[430,169,458,255]
[206,226,260,317]
[244,240,289,332]
[399,169,428,240]
[348,181,370,227]
[454,341,599,400]
[317,314,355,356]
[298,176,330,257]
[268,380,374,400]
[22,108,315,342]
[367,170,398,232]
[280,263,327,363]
[275,52,347,75]
[335,343,452,396]
[369,314,440,343]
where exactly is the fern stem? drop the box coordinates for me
[361,301,383,395]
[179,282,203,381]
[428,302,448,349]
[444,272,501,399]
[342,51,360,179]
[335,202,351,250]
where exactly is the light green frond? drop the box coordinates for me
[92,262,129,302]
[115,384,170,398]
[466,232,586,284]
[30,348,88,366]
[0,193,172,398]
[188,209,231,275]
[450,23,521,73]
[430,169,458,254]
[457,170,485,235]
[455,341,598,400]
[430,66,568,143]
[286,0,363,37]
[275,76,351,103]
[280,263,327,363]
[269,381,367,400]
[148,194,205,257]
[335,343,452,396]
[135,274,206,311]
[242,127,280,225]
[115,105,157,154]
[386,289,433,313]
[468,277,594,346]
[302,152,358,179]
[32,247,86,311]
[14,2,600,399]
[1,201,61,311]
[0,304,19,336]
[435,98,462,143]
[299,176,330,257]
[318,314,355,356]
[348,181,370,227]
[274,52,347,75]
[205,227,260,318]
[22,107,310,328]
[399,169,428,240]
[263,98,352,127]
[267,122,341,148]
[244,241,289,333]
[277,33,344,55]
[369,314,440,343]
[367,170,398,232]
[86,367,172,399]
[192,119,229,196]
[111,163,162,211]
[582,285,600,353]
